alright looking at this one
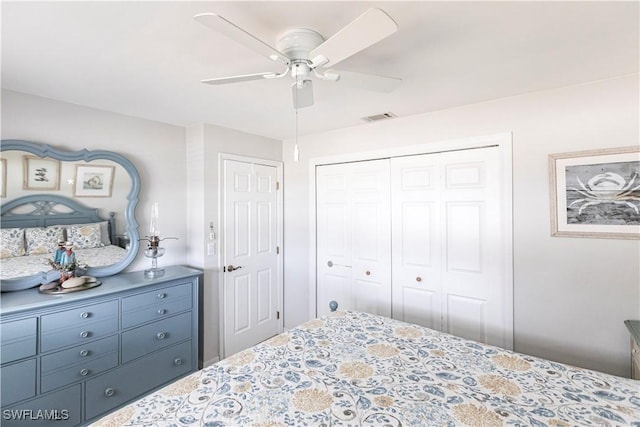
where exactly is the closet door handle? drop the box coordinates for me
[327,261,352,268]
[416,277,422,282]
[227,265,242,272]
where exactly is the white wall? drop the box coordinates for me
[1,90,188,271]
[186,123,282,364]
[282,74,640,377]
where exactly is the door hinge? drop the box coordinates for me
[276,181,280,190]
[276,246,280,254]
[277,310,280,319]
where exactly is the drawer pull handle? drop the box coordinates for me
[157,309,166,315]
[416,277,422,282]
[174,358,183,366]
[365,271,371,276]
[157,293,166,299]
[80,350,89,357]
[80,312,90,319]
[104,388,115,397]
[157,332,166,340]
[80,331,89,338]
[80,368,89,376]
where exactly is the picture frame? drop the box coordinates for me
[0,158,6,198]
[23,155,60,190]
[549,146,640,240]
[74,164,115,197]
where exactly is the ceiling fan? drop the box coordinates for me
[194,8,402,109]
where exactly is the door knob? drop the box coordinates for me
[227,265,243,272]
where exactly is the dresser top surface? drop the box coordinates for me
[0,265,202,316]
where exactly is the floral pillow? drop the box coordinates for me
[0,228,25,258]
[25,226,66,255]
[68,223,104,249]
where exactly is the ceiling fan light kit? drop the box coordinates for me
[194,8,402,109]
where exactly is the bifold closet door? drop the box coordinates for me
[391,147,508,348]
[316,159,391,317]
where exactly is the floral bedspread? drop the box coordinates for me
[93,311,640,427]
[0,245,127,279]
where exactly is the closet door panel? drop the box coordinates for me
[446,294,486,343]
[440,147,504,346]
[316,160,391,317]
[391,156,442,328]
[399,287,440,329]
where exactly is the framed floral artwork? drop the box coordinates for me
[549,146,640,239]
[74,164,115,197]
[23,155,60,190]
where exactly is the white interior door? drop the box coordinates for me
[391,147,509,348]
[316,159,391,317]
[222,158,280,357]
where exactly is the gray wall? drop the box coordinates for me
[282,74,640,377]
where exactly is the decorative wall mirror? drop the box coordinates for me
[0,140,140,291]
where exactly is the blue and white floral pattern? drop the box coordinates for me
[93,311,640,427]
[25,226,65,255]
[0,245,127,279]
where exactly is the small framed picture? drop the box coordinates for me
[549,146,640,239]
[74,164,115,197]
[0,158,6,198]
[23,155,60,190]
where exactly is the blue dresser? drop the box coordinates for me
[0,266,202,426]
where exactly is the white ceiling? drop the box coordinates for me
[2,1,638,141]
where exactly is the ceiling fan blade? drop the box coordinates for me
[202,72,277,85]
[310,8,397,68]
[194,13,290,66]
[292,80,314,109]
[330,69,402,92]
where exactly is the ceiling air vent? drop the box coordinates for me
[362,112,397,122]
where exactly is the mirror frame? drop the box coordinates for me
[1,139,141,287]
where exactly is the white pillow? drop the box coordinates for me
[68,223,104,249]
[0,228,25,258]
[25,226,66,255]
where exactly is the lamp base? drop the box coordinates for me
[144,267,165,279]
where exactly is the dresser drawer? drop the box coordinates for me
[1,318,37,364]
[41,300,118,353]
[85,340,192,421]
[1,359,36,406]
[1,384,81,427]
[121,312,191,363]
[41,335,119,393]
[122,282,192,328]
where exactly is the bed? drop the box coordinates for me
[92,310,640,426]
[0,194,128,291]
